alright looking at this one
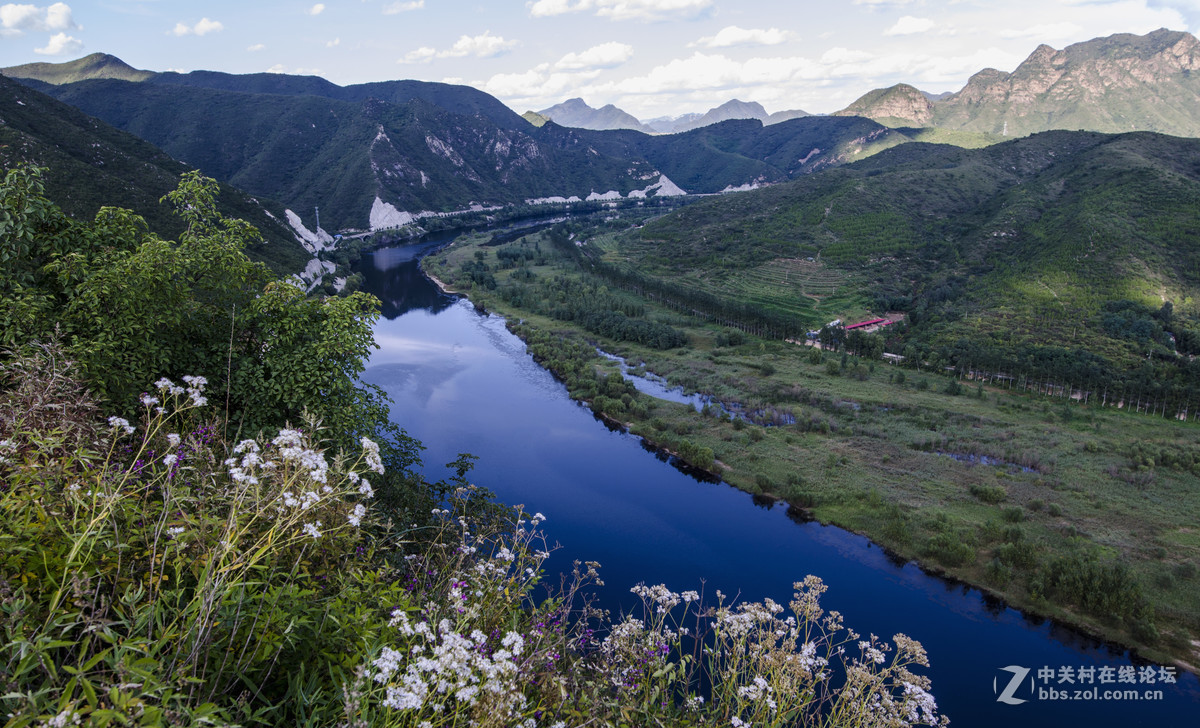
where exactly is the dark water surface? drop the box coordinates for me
[357,236,1200,727]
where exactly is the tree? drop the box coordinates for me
[0,165,411,464]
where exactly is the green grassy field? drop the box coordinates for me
[425,223,1200,669]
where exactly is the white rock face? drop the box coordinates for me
[653,175,687,197]
[629,174,687,198]
[285,210,335,253]
[370,197,416,231]
[720,182,761,193]
[526,195,583,205]
[288,258,338,293]
[586,190,622,201]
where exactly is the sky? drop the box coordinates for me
[1,1,1197,118]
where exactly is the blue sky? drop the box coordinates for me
[1,1,1196,117]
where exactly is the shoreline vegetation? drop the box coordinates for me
[419,217,1200,672]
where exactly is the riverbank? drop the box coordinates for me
[420,221,1200,671]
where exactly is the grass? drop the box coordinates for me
[425,222,1200,668]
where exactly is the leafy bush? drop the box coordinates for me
[969,484,1007,504]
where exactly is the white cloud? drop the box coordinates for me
[484,65,600,99]
[267,64,322,75]
[172,18,223,36]
[884,16,935,36]
[247,42,266,51]
[33,30,80,54]
[999,22,1084,41]
[692,25,793,48]
[852,0,914,5]
[0,2,77,34]
[326,37,340,47]
[399,46,437,64]
[555,41,633,70]
[440,31,518,58]
[528,0,713,22]
[383,0,424,13]
[308,3,324,15]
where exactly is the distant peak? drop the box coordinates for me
[1,52,153,84]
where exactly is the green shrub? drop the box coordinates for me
[969,483,1007,504]
[924,532,976,567]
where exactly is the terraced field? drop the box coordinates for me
[687,257,869,324]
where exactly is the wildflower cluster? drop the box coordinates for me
[361,502,579,727]
[2,367,401,727]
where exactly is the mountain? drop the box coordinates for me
[537,98,654,133]
[835,83,934,127]
[673,99,770,133]
[837,29,1200,138]
[579,116,908,193]
[0,74,308,273]
[655,100,811,134]
[0,52,154,84]
[522,111,550,127]
[7,55,914,233]
[20,76,683,231]
[934,28,1200,137]
[2,54,528,131]
[644,113,702,134]
[632,129,1200,367]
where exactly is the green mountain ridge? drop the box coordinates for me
[631,129,1200,371]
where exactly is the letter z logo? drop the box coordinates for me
[994,665,1032,705]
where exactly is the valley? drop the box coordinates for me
[421,205,1200,667]
[4,21,1200,726]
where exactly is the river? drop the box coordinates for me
[356,230,1200,727]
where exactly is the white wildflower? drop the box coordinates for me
[140,393,159,406]
[107,416,135,435]
[359,478,374,498]
[302,521,322,539]
[501,631,525,656]
[44,708,81,727]
[167,433,181,447]
[372,646,404,682]
[348,503,367,527]
[360,436,385,474]
[162,453,177,468]
[234,439,259,454]
[167,526,185,538]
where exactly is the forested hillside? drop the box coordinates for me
[598,130,1200,414]
[0,75,307,273]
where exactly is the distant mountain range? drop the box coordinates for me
[837,28,1200,137]
[534,28,1200,141]
[536,97,810,134]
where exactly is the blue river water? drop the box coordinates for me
[356,234,1200,727]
